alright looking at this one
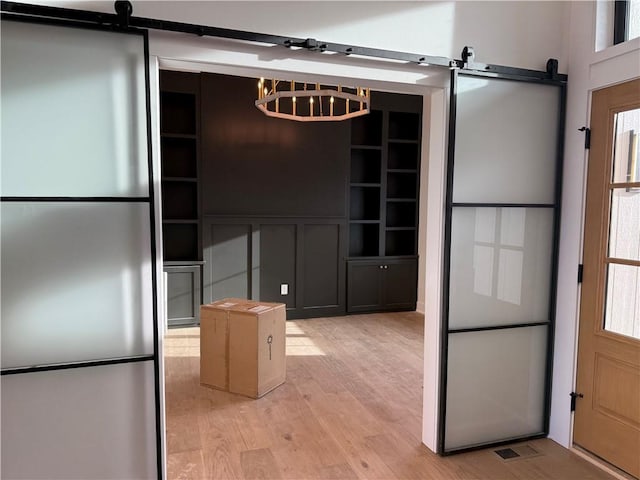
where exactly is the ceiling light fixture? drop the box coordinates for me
[255,78,370,122]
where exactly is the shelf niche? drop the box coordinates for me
[389,111,420,140]
[162,182,198,220]
[163,223,199,261]
[385,229,416,256]
[350,186,381,221]
[388,142,419,170]
[387,172,417,199]
[161,137,197,178]
[349,223,380,257]
[351,110,383,146]
[386,202,416,228]
[161,92,196,135]
[351,148,382,184]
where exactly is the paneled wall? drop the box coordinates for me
[203,219,346,318]
[198,73,350,317]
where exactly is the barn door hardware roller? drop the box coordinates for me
[114,0,132,27]
[284,38,328,52]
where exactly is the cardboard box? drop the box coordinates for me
[200,298,286,398]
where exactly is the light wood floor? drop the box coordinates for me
[164,312,613,480]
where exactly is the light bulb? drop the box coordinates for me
[330,96,335,103]
[264,88,268,95]
[292,97,296,103]
[310,97,314,104]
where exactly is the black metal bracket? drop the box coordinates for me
[577,264,584,284]
[570,392,584,412]
[284,38,327,52]
[546,58,559,80]
[461,46,475,65]
[113,0,131,28]
[579,127,591,149]
[458,47,565,82]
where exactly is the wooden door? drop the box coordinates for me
[574,78,640,478]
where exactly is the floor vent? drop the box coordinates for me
[495,445,540,462]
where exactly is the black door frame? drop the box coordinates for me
[438,68,567,454]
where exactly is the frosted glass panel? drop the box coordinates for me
[445,326,547,451]
[609,188,640,261]
[604,263,640,340]
[0,20,148,197]
[1,203,154,368]
[452,76,560,203]
[1,362,157,479]
[449,207,554,329]
[612,108,640,183]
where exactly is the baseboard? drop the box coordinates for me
[416,301,425,314]
[570,446,635,480]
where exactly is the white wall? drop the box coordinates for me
[139,0,570,72]
[42,1,570,72]
[549,1,640,448]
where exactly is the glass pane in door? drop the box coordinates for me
[612,108,640,183]
[1,362,157,479]
[452,76,560,204]
[1,20,149,197]
[445,325,548,450]
[449,207,554,329]
[1,202,154,369]
[605,108,640,340]
[609,188,640,261]
[604,263,640,339]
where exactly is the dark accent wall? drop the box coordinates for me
[178,70,422,318]
[203,217,346,319]
[200,73,349,217]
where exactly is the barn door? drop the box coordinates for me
[439,69,565,453]
[1,16,161,479]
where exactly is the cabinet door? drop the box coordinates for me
[383,259,417,310]
[347,262,383,312]
[165,265,201,327]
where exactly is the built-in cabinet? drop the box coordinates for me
[160,71,202,327]
[347,258,418,312]
[347,93,422,312]
[163,264,202,326]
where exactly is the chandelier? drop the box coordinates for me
[255,78,370,122]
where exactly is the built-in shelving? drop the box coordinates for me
[160,71,201,262]
[348,98,421,258]
[347,94,419,311]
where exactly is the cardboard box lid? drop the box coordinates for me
[201,298,248,311]
[202,298,285,314]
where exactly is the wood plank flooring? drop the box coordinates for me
[164,312,613,480]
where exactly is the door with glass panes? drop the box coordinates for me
[574,78,640,478]
[440,70,565,452]
[0,16,161,479]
